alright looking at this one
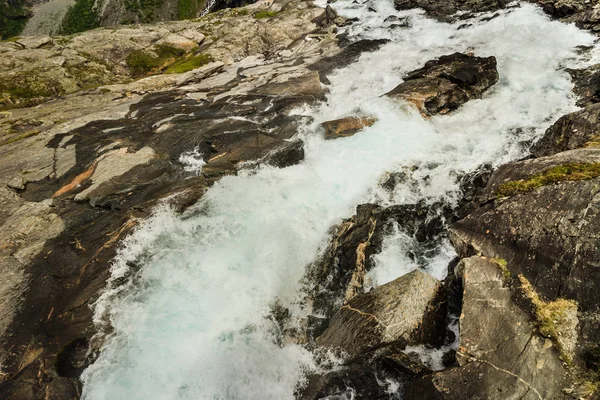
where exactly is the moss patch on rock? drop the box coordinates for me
[164,53,212,74]
[0,71,64,109]
[126,44,187,77]
[497,163,600,197]
[519,274,578,362]
[254,10,278,19]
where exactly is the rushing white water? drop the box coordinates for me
[82,1,596,399]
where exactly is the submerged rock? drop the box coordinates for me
[385,53,499,116]
[321,116,377,139]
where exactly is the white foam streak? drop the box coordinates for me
[82,1,595,399]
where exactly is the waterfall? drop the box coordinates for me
[200,0,218,17]
[81,1,596,399]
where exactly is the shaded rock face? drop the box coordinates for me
[321,116,376,139]
[537,0,600,32]
[569,63,600,107]
[449,148,600,371]
[394,0,506,22]
[405,257,571,400]
[317,270,446,358]
[385,53,499,116]
[532,102,600,157]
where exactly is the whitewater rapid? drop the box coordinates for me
[81,1,597,399]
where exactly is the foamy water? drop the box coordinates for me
[81,1,595,399]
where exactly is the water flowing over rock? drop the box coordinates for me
[394,0,507,21]
[385,52,499,116]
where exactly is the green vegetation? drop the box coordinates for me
[491,258,511,283]
[164,53,212,74]
[254,10,278,19]
[0,0,30,40]
[0,129,40,147]
[126,44,186,77]
[0,71,64,109]
[123,0,164,23]
[497,163,600,197]
[519,274,578,361]
[60,0,100,34]
[178,0,202,19]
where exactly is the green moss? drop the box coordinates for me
[164,53,212,74]
[126,45,187,77]
[60,0,99,34]
[0,129,40,147]
[492,258,511,282]
[519,275,578,361]
[254,10,278,19]
[497,163,600,197]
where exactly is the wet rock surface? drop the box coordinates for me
[385,52,499,116]
[394,0,507,21]
[321,116,376,139]
[0,1,395,398]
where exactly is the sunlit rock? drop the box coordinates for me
[317,269,446,358]
[321,116,376,139]
[385,53,499,116]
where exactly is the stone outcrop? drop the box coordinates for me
[385,52,499,116]
[0,0,326,108]
[405,257,572,399]
[446,108,600,396]
[317,270,446,358]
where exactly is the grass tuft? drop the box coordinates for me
[164,53,212,74]
[254,10,278,19]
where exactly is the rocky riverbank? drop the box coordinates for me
[1,0,600,399]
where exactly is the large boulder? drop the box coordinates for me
[449,148,600,368]
[404,257,572,399]
[316,269,446,358]
[385,53,498,116]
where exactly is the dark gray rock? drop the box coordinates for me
[385,53,499,116]
[450,148,600,368]
[404,256,571,400]
[394,0,506,22]
[532,103,600,157]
